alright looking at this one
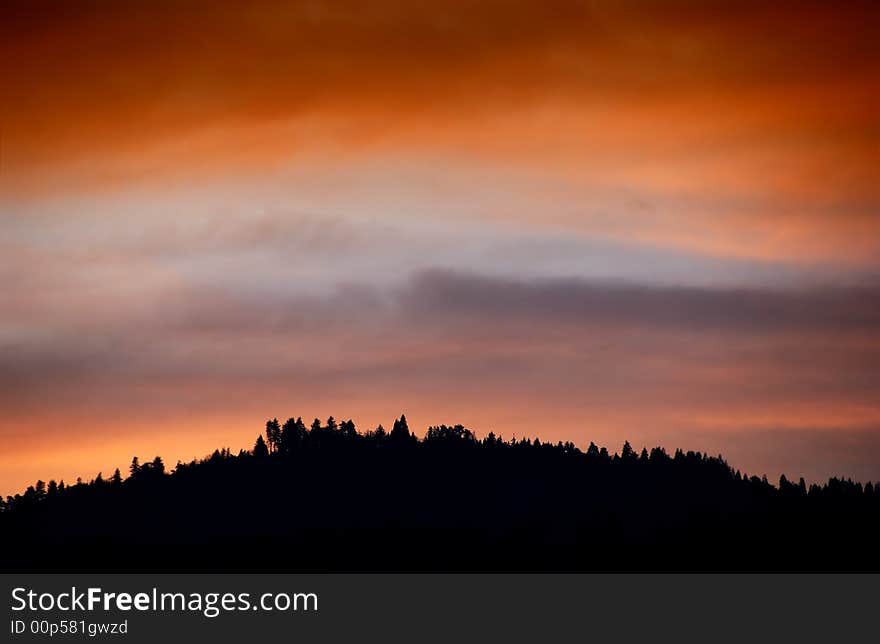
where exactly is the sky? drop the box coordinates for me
[2,0,879,495]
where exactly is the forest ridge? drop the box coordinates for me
[2,414,879,571]
[4,414,877,507]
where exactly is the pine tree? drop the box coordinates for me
[341,419,357,437]
[265,418,281,453]
[253,434,269,458]
[390,414,411,443]
[281,417,299,453]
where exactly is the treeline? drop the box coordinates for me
[1,414,879,571]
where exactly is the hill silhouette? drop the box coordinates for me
[2,414,878,572]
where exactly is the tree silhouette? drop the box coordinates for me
[390,414,411,444]
[280,417,306,454]
[253,434,269,459]
[341,419,357,438]
[266,418,281,454]
[1,411,878,573]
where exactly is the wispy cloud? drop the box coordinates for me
[3,0,879,494]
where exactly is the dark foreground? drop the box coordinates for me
[2,417,879,571]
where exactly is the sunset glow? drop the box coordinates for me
[2,0,879,495]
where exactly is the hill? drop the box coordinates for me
[2,415,879,571]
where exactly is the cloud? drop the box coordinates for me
[397,270,880,334]
[3,0,880,494]
[2,271,878,479]
[3,271,880,495]
[5,1,879,267]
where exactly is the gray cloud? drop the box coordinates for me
[2,269,879,484]
[397,270,880,333]
[6,268,880,367]
[3,268,879,401]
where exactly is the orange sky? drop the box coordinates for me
[2,0,879,495]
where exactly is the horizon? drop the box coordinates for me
[3,0,880,497]
[3,412,878,499]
